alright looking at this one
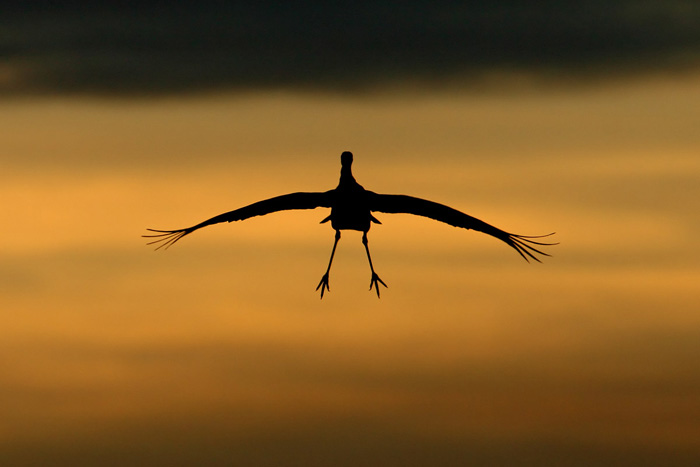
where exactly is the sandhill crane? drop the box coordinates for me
[144,151,555,298]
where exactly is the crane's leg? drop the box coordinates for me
[316,230,340,299]
[362,232,387,298]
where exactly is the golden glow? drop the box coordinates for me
[2,78,700,464]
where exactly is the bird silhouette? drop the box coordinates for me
[144,151,556,298]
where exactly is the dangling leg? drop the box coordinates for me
[316,230,341,299]
[362,232,387,298]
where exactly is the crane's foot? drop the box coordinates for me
[316,273,331,299]
[369,272,387,298]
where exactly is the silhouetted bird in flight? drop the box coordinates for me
[145,151,555,298]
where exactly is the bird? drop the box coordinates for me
[144,151,556,298]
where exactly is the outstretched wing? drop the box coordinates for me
[367,193,556,262]
[144,191,333,250]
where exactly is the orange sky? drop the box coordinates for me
[2,76,700,465]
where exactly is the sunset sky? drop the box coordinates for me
[3,2,700,465]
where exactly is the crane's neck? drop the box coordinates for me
[340,164,355,181]
[338,151,357,187]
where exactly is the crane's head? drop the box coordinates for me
[341,151,353,167]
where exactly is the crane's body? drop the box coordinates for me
[318,151,376,231]
[145,152,555,298]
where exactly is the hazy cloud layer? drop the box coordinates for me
[3,1,700,95]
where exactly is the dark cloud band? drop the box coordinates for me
[3,1,700,95]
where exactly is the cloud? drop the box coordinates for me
[3,1,700,96]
